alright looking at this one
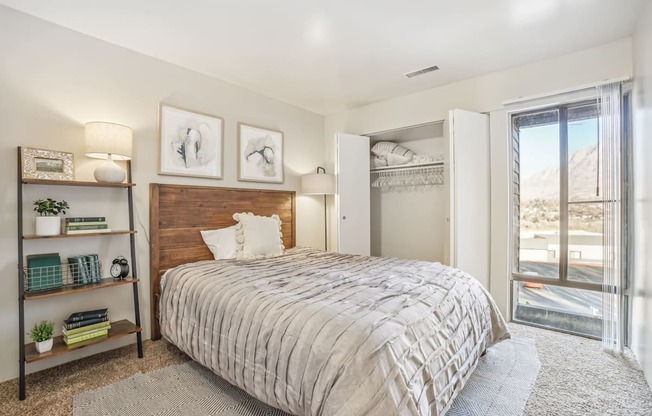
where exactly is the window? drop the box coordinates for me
[510,98,629,337]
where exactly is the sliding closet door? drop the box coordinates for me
[336,133,370,255]
[449,109,490,287]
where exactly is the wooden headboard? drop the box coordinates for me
[149,183,296,340]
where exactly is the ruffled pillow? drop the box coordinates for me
[233,212,284,260]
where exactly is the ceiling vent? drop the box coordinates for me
[404,65,440,78]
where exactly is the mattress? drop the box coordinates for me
[159,247,510,416]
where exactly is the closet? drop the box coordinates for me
[335,109,491,288]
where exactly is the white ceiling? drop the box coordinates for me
[0,0,645,115]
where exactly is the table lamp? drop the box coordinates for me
[85,122,133,183]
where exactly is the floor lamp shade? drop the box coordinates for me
[301,167,335,251]
[301,172,335,195]
[85,122,133,183]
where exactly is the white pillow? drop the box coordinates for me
[200,226,237,260]
[371,141,415,159]
[233,212,284,260]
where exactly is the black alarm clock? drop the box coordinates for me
[110,256,129,279]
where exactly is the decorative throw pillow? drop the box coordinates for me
[233,212,284,260]
[200,226,237,260]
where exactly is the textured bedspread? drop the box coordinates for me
[160,247,510,416]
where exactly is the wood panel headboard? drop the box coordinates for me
[149,183,296,340]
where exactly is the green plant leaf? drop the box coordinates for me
[28,320,55,342]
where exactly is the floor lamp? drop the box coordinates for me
[301,167,335,251]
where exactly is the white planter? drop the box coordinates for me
[35,338,53,353]
[35,216,61,236]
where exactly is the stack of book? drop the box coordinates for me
[62,308,110,345]
[67,254,101,284]
[65,217,111,234]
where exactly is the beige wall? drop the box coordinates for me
[632,1,652,387]
[0,6,325,383]
[325,38,633,316]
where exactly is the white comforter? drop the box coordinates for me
[160,247,509,416]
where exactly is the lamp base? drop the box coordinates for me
[94,159,126,183]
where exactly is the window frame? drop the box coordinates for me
[510,99,604,293]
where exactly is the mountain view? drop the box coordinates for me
[520,144,603,233]
[521,144,602,201]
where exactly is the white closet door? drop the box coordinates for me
[449,109,490,287]
[336,133,370,255]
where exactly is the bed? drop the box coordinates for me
[149,183,509,416]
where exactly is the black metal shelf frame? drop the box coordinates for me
[16,146,143,400]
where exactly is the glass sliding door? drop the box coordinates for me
[514,109,561,279]
[511,100,621,338]
[566,103,604,285]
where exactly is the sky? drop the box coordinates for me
[520,118,598,179]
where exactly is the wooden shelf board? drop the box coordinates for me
[22,178,134,188]
[25,277,139,300]
[25,320,141,363]
[23,230,136,240]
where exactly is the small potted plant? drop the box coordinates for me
[33,198,69,236]
[28,320,55,353]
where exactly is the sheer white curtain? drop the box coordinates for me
[598,82,624,351]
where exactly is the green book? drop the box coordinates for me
[91,253,101,282]
[63,329,109,345]
[65,229,112,235]
[65,308,108,323]
[26,253,62,290]
[83,254,100,283]
[68,256,89,284]
[63,316,109,330]
[62,320,111,336]
[63,326,110,339]
[66,224,109,230]
[64,221,108,226]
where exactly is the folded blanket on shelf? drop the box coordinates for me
[370,155,388,168]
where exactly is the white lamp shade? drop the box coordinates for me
[85,122,133,160]
[301,173,335,195]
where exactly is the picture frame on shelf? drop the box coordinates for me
[237,123,284,184]
[21,147,74,181]
[158,104,224,179]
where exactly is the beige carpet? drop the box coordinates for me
[0,341,188,416]
[515,324,652,415]
[1,323,651,415]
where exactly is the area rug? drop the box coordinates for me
[73,336,540,416]
[447,336,540,415]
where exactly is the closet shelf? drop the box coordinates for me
[370,161,444,173]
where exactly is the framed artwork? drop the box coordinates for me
[21,147,74,181]
[237,123,284,183]
[159,104,224,179]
